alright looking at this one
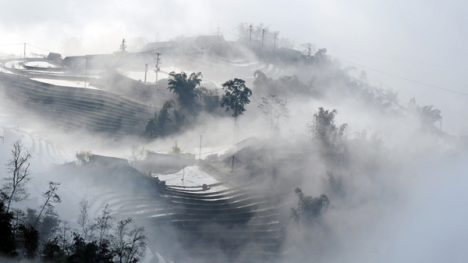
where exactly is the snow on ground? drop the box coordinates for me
[119,66,186,83]
[160,66,183,74]
[155,165,226,189]
[4,60,24,69]
[184,145,233,160]
[31,78,100,90]
[24,61,58,68]
[0,66,13,74]
[228,61,260,67]
[120,66,221,89]
[122,70,169,83]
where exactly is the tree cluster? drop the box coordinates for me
[143,100,186,139]
[258,94,289,134]
[0,141,147,263]
[144,71,252,139]
[408,98,442,129]
[39,204,146,263]
[308,107,348,163]
[291,188,329,226]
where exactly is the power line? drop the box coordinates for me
[334,48,453,70]
[349,72,468,125]
[0,43,52,53]
[26,43,52,52]
[336,57,468,97]
[0,43,24,46]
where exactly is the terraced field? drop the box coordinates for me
[58,159,286,263]
[0,70,154,135]
[0,55,287,262]
[0,54,282,136]
[158,185,284,262]
[105,182,285,263]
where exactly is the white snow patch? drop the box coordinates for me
[30,78,100,90]
[155,166,225,189]
[24,61,58,68]
[0,67,13,74]
[185,145,233,160]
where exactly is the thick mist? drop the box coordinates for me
[1,1,467,263]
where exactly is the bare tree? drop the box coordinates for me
[95,204,113,247]
[2,140,32,213]
[77,199,95,241]
[258,94,289,133]
[113,217,147,263]
[129,145,148,166]
[34,182,61,227]
[58,220,71,255]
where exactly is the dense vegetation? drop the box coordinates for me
[143,71,252,139]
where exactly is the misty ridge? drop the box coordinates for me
[0,20,466,263]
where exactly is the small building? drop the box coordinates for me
[47,52,63,64]
[63,54,113,70]
[143,153,196,172]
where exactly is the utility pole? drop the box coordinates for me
[155,53,161,83]
[261,29,265,51]
[199,135,202,161]
[144,63,148,84]
[23,43,26,59]
[248,24,253,47]
[231,155,235,172]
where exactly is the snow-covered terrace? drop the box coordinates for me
[24,61,58,68]
[31,78,100,90]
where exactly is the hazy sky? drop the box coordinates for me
[1,0,467,133]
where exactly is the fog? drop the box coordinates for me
[1,1,467,132]
[0,1,467,263]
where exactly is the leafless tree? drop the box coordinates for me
[77,199,95,241]
[129,145,148,166]
[95,204,113,247]
[34,182,61,227]
[2,140,32,213]
[258,94,289,134]
[113,217,147,263]
[58,221,71,254]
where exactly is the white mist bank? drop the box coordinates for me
[323,156,468,263]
